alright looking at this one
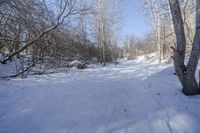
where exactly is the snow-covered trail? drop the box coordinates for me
[0,59,200,133]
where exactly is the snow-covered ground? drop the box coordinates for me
[0,56,200,133]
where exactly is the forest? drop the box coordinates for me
[0,0,200,132]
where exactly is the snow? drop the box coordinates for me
[69,60,82,67]
[0,56,200,133]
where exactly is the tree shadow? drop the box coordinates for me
[98,66,200,133]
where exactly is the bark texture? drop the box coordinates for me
[168,0,200,95]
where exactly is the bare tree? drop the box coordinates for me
[144,0,175,62]
[110,0,121,64]
[145,0,162,63]
[0,0,88,64]
[168,0,200,95]
[0,0,94,78]
[90,0,121,66]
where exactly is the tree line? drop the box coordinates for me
[0,0,122,77]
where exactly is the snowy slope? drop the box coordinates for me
[0,56,200,133]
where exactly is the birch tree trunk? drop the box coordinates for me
[168,0,200,95]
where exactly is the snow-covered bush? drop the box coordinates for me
[69,60,86,69]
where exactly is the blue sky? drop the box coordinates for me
[121,0,153,38]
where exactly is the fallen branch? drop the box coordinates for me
[0,57,42,79]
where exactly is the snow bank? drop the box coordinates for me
[69,60,82,67]
[69,60,86,69]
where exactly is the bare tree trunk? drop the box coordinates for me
[102,41,106,66]
[102,21,106,66]
[168,0,200,95]
[158,25,161,64]
[185,0,200,94]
